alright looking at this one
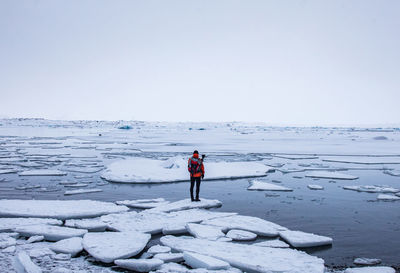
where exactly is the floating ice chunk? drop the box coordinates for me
[15,225,87,241]
[343,185,400,193]
[3,232,19,238]
[59,181,77,185]
[115,258,164,272]
[247,180,293,191]
[64,218,107,232]
[226,230,257,241]
[54,253,71,261]
[383,170,400,177]
[377,194,400,201]
[322,157,400,165]
[353,257,381,265]
[26,235,44,244]
[153,253,184,263]
[63,183,88,188]
[344,266,395,273]
[279,230,333,247]
[0,234,16,248]
[0,218,62,232]
[184,251,230,270]
[0,169,18,174]
[101,157,273,183]
[306,171,358,180]
[18,170,67,176]
[0,199,128,220]
[186,223,225,241]
[253,239,289,248]
[82,231,151,263]
[161,236,325,273]
[149,262,189,273]
[162,223,188,235]
[148,199,222,213]
[50,237,83,257]
[202,215,286,237]
[308,185,324,190]
[64,188,102,195]
[28,248,55,258]
[148,245,171,254]
[273,154,318,160]
[116,199,170,209]
[2,245,16,253]
[14,251,42,273]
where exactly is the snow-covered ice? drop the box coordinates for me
[226,229,257,241]
[64,188,102,195]
[184,251,230,270]
[0,199,128,219]
[82,231,151,263]
[247,180,293,191]
[353,257,381,265]
[308,185,324,190]
[253,239,290,248]
[161,236,325,273]
[162,223,188,235]
[14,251,42,273]
[343,185,400,193]
[202,214,287,236]
[18,170,67,176]
[322,156,400,165]
[50,237,83,257]
[344,267,395,273]
[0,234,16,249]
[64,218,107,232]
[279,230,333,248]
[383,170,400,177]
[101,157,273,183]
[377,194,400,201]
[26,235,44,244]
[147,245,171,254]
[115,258,164,272]
[0,218,62,232]
[147,199,222,213]
[186,223,225,241]
[15,225,88,241]
[116,198,170,209]
[306,171,358,180]
[153,253,184,263]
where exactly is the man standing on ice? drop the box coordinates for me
[188,150,205,202]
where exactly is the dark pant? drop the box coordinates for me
[190,176,201,200]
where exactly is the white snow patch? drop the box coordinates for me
[50,237,83,257]
[26,235,44,244]
[253,239,290,248]
[0,218,62,232]
[0,234,16,248]
[15,225,87,241]
[306,171,358,180]
[64,218,107,232]
[18,170,67,176]
[344,267,395,273]
[153,253,184,263]
[184,251,230,270]
[116,198,170,209]
[186,223,225,241]
[322,156,400,165]
[147,245,171,254]
[247,180,293,191]
[279,230,333,248]
[353,258,381,266]
[82,231,151,263]
[308,185,324,190]
[147,199,222,213]
[115,258,164,272]
[64,188,102,195]
[377,194,400,201]
[226,230,257,241]
[343,185,400,193]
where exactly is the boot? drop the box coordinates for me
[195,196,201,202]
[191,195,195,202]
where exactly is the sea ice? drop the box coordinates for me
[247,180,293,191]
[115,258,164,272]
[0,218,62,232]
[153,253,184,263]
[0,234,16,248]
[343,186,400,193]
[148,199,222,213]
[0,199,128,219]
[116,198,170,209]
[279,230,333,247]
[147,245,171,254]
[26,235,44,244]
[226,229,257,241]
[101,157,273,183]
[82,231,151,263]
[50,237,83,257]
[14,251,42,273]
[252,239,290,248]
[184,251,230,270]
[64,218,107,232]
[273,154,319,160]
[186,223,225,241]
[15,225,87,241]
[308,185,324,190]
[18,170,67,176]
[353,257,381,265]
[161,236,325,273]
[383,170,400,177]
[64,189,102,195]
[202,215,287,236]
[344,267,395,273]
[322,156,400,165]
[0,169,18,174]
[162,223,188,235]
[63,183,88,187]
[377,194,400,201]
[306,171,358,180]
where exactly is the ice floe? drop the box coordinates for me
[115,258,164,272]
[82,231,151,263]
[26,235,44,244]
[202,214,287,236]
[226,229,257,241]
[186,223,225,241]
[147,199,222,213]
[153,253,184,263]
[377,194,400,201]
[306,171,358,180]
[308,185,324,190]
[353,257,381,265]
[64,218,107,232]
[50,237,83,257]
[0,234,16,248]
[343,185,400,193]
[0,218,62,232]
[18,170,67,176]
[116,198,170,209]
[14,251,42,273]
[64,188,102,195]
[279,230,333,247]
[252,239,290,248]
[0,199,128,219]
[101,157,273,183]
[184,251,230,270]
[344,267,395,273]
[383,170,400,176]
[322,156,400,165]
[161,236,325,273]
[247,180,293,191]
[147,245,171,254]
[15,225,88,241]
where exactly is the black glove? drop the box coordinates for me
[201,175,204,179]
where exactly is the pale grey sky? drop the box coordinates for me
[1,0,399,125]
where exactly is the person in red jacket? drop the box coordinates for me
[188,150,205,202]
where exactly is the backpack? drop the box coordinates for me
[189,157,202,175]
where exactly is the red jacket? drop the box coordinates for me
[188,154,205,178]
